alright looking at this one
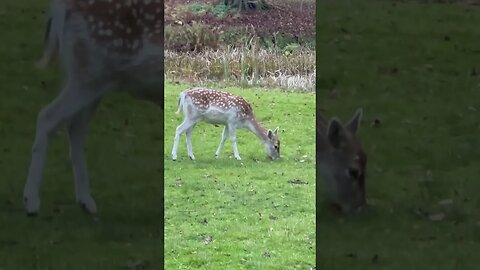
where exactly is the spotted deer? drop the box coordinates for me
[317,108,367,213]
[23,0,164,215]
[171,88,280,161]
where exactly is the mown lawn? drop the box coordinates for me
[0,1,162,268]
[318,0,480,269]
[164,83,315,269]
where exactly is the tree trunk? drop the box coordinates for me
[223,0,271,11]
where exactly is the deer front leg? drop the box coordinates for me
[68,101,100,214]
[228,125,241,160]
[23,81,110,216]
[215,126,228,159]
[23,82,108,215]
[23,107,52,215]
[185,123,196,160]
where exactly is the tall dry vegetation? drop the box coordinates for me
[164,2,316,91]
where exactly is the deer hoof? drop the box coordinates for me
[172,154,177,161]
[235,156,242,161]
[189,155,195,160]
[24,195,40,215]
[215,154,219,159]
[78,196,97,214]
[26,212,38,217]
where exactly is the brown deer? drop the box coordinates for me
[23,0,164,215]
[171,88,280,161]
[317,108,367,213]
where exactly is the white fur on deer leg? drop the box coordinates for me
[185,124,195,160]
[68,103,99,214]
[78,196,97,213]
[228,125,242,160]
[23,188,40,215]
[171,138,178,161]
[215,126,229,159]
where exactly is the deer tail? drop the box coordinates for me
[176,92,185,114]
[36,0,67,69]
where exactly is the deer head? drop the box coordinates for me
[265,127,280,160]
[318,109,367,213]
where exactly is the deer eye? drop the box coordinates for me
[347,168,360,179]
[274,145,278,149]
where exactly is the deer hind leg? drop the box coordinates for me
[68,100,100,214]
[171,119,196,161]
[23,81,107,215]
[185,123,197,160]
[227,125,241,160]
[215,126,229,159]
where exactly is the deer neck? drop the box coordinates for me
[246,117,270,143]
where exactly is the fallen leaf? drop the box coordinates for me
[346,253,356,258]
[288,179,308,185]
[438,199,453,206]
[413,208,428,217]
[429,213,445,222]
[371,118,382,128]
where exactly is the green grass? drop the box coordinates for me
[0,1,162,268]
[182,3,235,17]
[318,0,480,268]
[164,83,315,269]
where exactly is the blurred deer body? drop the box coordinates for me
[23,0,164,215]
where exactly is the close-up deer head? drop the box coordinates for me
[317,108,367,213]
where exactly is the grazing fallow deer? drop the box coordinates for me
[171,88,280,161]
[23,0,164,215]
[317,109,367,213]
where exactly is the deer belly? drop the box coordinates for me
[200,108,234,125]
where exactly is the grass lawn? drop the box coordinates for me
[164,83,315,269]
[318,0,480,268]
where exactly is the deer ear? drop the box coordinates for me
[267,129,273,139]
[273,127,279,136]
[346,108,363,134]
[327,118,347,149]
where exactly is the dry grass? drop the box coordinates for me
[165,43,315,91]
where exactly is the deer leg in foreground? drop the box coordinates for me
[215,126,229,159]
[185,123,197,160]
[227,124,241,160]
[68,101,100,214]
[24,83,107,215]
[172,119,195,161]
